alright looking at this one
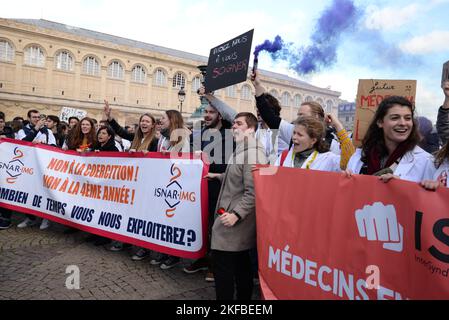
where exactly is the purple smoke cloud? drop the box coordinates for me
[254,35,284,59]
[292,0,359,74]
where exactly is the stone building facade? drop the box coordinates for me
[0,18,341,125]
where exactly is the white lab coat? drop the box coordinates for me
[346,146,435,183]
[275,148,341,172]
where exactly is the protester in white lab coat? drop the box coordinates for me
[345,96,434,183]
[276,117,340,172]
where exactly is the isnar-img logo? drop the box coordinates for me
[0,147,34,184]
[153,163,196,218]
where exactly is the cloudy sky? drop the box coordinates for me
[2,0,449,121]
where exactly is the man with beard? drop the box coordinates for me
[183,88,235,282]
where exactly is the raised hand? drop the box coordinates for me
[104,100,112,120]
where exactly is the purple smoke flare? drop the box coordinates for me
[254,35,284,59]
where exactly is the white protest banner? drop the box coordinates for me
[0,139,209,259]
[60,107,88,122]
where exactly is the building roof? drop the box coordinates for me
[8,18,340,97]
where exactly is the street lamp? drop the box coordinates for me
[178,85,186,114]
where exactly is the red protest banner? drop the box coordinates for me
[254,166,449,300]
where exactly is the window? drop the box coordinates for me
[305,96,313,103]
[192,76,202,93]
[83,56,100,76]
[269,89,278,99]
[282,92,291,107]
[154,69,166,86]
[346,116,350,122]
[226,85,237,98]
[0,40,14,62]
[172,72,186,89]
[241,85,251,100]
[326,101,333,113]
[24,46,45,67]
[55,51,73,71]
[294,94,302,107]
[132,65,146,83]
[108,61,124,80]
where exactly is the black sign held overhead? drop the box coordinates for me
[204,29,254,93]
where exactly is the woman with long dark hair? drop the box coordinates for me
[83,126,120,246]
[345,96,434,182]
[63,117,97,152]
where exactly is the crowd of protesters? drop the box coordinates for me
[1,74,449,301]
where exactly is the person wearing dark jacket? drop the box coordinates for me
[183,90,235,281]
[417,116,440,154]
[85,126,119,245]
[17,110,56,145]
[17,110,57,230]
[0,112,15,139]
[94,125,119,152]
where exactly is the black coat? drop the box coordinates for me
[0,126,15,139]
[94,138,119,152]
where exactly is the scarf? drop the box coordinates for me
[366,142,410,175]
[293,148,314,168]
[160,128,170,139]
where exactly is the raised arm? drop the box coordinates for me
[251,71,282,129]
[103,100,135,141]
[200,87,237,123]
[326,113,355,170]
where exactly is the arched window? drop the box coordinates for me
[226,85,237,98]
[326,100,334,113]
[192,76,202,93]
[241,85,251,100]
[83,56,100,76]
[0,40,14,62]
[316,98,324,106]
[132,65,146,83]
[294,94,302,107]
[172,72,186,89]
[108,61,124,80]
[55,51,74,71]
[305,96,313,103]
[154,69,166,86]
[269,89,279,99]
[282,92,291,107]
[24,45,45,67]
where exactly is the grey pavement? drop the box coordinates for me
[0,213,260,300]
